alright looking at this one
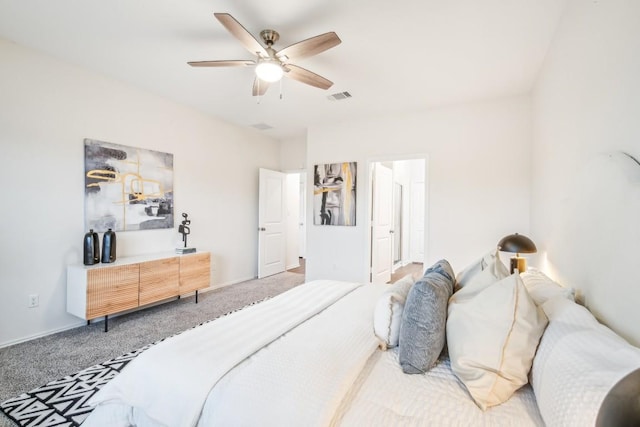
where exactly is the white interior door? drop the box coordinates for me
[258,168,286,278]
[371,163,393,283]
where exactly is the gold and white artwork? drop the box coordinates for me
[84,139,174,232]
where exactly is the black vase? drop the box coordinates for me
[101,228,117,263]
[83,229,100,265]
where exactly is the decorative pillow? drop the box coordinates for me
[531,297,640,426]
[447,273,548,410]
[520,268,575,306]
[455,249,509,291]
[454,257,482,288]
[373,274,415,349]
[398,259,455,374]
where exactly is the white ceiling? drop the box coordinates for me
[0,0,567,141]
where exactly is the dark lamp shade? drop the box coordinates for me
[497,233,537,254]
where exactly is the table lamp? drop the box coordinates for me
[497,233,537,273]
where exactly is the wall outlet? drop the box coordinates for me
[28,294,39,308]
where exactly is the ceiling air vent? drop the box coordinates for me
[251,123,273,130]
[327,91,352,101]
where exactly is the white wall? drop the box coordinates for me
[531,0,640,345]
[306,96,532,283]
[0,39,280,346]
[280,135,307,171]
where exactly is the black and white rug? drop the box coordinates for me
[0,298,267,427]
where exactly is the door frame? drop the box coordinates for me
[365,154,429,283]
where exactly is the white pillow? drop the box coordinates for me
[520,268,575,306]
[447,273,549,410]
[455,249,509,291]
[531,297,640,426]
[373,274,415,349]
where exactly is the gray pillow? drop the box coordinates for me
[399,259,455,374]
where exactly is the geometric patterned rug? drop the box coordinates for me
[0,298,268,427]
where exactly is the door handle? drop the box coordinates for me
[259,227,266,231]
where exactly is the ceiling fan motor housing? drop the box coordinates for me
[260,29,279,46]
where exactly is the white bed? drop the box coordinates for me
[83,274,640,427]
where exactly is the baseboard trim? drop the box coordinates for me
[0,275,263,349]
[212,275,256,290]
[0,321,86,349]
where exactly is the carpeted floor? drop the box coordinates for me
[389,262,424,283]
[0,270,305,427]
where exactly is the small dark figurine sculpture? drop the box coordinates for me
[178,212,191,248]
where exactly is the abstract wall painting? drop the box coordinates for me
[84,139,174,232]
[313,162,357,226]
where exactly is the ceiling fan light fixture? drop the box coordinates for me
[189,13,341,95]
[255,60,283,82]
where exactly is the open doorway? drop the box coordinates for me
[393,182,403,266]
[369,157,426,284]
[284,171,306,277]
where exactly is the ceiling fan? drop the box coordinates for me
[188,13,341,96]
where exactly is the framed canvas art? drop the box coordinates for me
[84,139,174,232]
[313,162,357,226]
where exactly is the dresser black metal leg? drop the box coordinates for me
[104,315,108,332]
[195,290,199,304]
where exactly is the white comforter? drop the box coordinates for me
[83,279,549,427]
[198,281,385,426]
[84,280,379,427]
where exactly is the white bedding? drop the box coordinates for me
[85,280,364,427]
[83,278,549,427]
[531,297,640,426]
[198,281,387,426]
[335,349,544,426]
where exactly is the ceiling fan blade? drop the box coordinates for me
[284,64,333,90]
[277,32,341,61]
[252,78,270,96]
[214,13,268,58]
[188,60,255,67]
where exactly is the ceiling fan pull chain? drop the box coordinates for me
[279,78,283,100]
